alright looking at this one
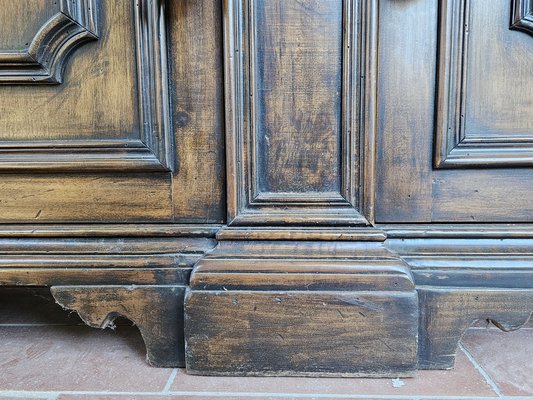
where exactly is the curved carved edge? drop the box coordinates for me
[0,0,98,84]
[418,288,533,369]
[511,0,533,36]
[50,285,186,367]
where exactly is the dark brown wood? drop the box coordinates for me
[0,0,531,376]
[51,285,186,367]
[185,240,418,377]
[0,0,98,84]
[375,0,533,222]
[224,0,378,226]
[388,236,533,369]
[417,288,532,369]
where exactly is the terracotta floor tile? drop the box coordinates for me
[0,326,172,392]
[0,288,82,325]
[462,327,533,397]
[171,348,495,397]
[0,397,49,400]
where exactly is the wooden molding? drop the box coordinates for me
[0,0,173,172]
[511,0,533,36]
[434,0,533,168]
[224,0,379,225]
[388,236,533,369]
[185,240,418,377]
[0,0,98,84]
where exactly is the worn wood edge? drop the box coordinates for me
[190,240,415,291]
[380,224,533,238]
[386,237,533,288]
[217,227,386,241]
[0,224,221,238]
[417,287,533,369]
[51,285,186,367]
[0,237,217,254]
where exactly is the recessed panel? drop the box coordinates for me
[0,1,137,141]
[226,0,376,226]
[435,0,533,167]
[253,0,343,194]
[0,0,57,50]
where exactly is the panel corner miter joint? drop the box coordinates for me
[511,0,533,36]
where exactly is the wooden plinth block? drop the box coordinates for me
[184,240,419,377]
[51,285,186,367]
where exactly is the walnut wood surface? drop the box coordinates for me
[0,0,531,376]
[185,240,418,377]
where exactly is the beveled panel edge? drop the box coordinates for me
[0,0,173,172]
[435,0,533,168]
[0,0,98,84]
[511,0,533,36]
[225,0,379,226]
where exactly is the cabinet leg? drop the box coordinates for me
[51,285,185,367]
[418,288,533,369]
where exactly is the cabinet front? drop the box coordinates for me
[0,0,225,223]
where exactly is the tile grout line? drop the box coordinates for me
[0,391,519,400]
[162,368,178,393]
[459,343,504,399]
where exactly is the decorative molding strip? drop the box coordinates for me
[0,0,98,84]
[0,224,221,238]
[380,223,533,238]
[511,0,533,36]
[225,0,378,225]
[434,0,533,168]
[217,226,387,241]
[0,0,173,171]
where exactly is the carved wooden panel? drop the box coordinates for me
[226,0,378,225]
[435,0,533,168]
[0,0,98,84]
[511,0,533,35]
[0,0,173,171]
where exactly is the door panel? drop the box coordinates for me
[0,0,226,223]
[376,0,533,222]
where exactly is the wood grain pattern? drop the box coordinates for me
[168,0,226,223]
[185,240,418,377]
[375,0,533,223]
[0,0,98,84]
[0,174,173,222]
[388,235,533,369]
[0,0,173,172]
[417,289,532,369]
[225,0,378,226]
[435,0,533,167]
[52,285,187,367]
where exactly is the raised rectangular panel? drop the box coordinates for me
[435,0,533,168]
[0,0,172,171]
[226,0,378,226]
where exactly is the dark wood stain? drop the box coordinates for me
[0,0,530,374]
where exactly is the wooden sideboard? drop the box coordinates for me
[0,0,531,376]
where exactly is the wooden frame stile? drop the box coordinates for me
[224,0,376,226]
[0,0,173,172]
